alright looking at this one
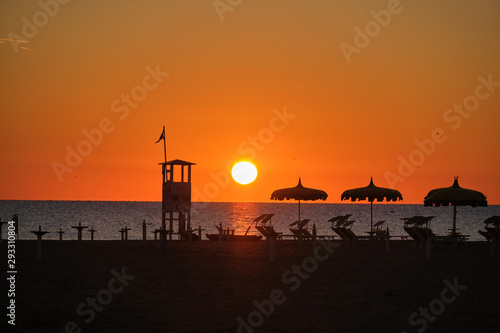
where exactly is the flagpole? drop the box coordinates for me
[163,126,167,164]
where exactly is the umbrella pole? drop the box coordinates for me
[370,201,373,240]
[298,199,301,222]
[452,205,458,251]
[298,199,303,247]
[452,205,457,233]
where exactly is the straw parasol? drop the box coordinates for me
[341,177,403,234]
[270,178,328,221]
[424,177,487,233]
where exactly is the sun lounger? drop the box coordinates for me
[373,220,385,230]
[374,229,388,240]
[403,226,423,248]
[254,214,275,225]
[485,216,500,228]
[342,228,358,241]
[478,229,491,240]
[329,214,351,224]
[413,227,431,244]
[403,217,430,248]
[329,215,351,241]
[254,214,282,240]
[332,218,370,242]
[261,214,275,225]
[478,217,500,241]
[331,227,349,240]
[485,227,500,239]
[403,216,449,248]
[290,227,314,240]
[370,221,387,239]
[253,214,269,223]
[265,225,282,238]
[289,219,310,228]
[255,225,282,239]
[406,226,441,248]
[289,219,312,240]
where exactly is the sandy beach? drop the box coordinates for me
[4,239,499,332]
[3,1,500,333]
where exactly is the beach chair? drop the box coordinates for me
[265,226,282,239]
[342,228,358,241]
[478,229,491,240]
[373,220,385,231]
[255,225,270,238]
[254,214,275,225]
[289,228,312,240]
[253,214,269,224]
[403,216,442,248]
[331,223,348,240]
[485,216,500,228]
[254,214,282,240]
[329,215,351,241]
[289,219,310,228]
[413,227,431,244]
[332,227,349,240]
[403,226,422,248]
[328,215,349,225]
[289,219,311,240]
[370,220,387,240]
[343,221,373,241]
[402,217,424,248]
[254,224,281,239]
[290,227,314,240]
[339,219,366,242]
[480,216,500,241]
[255,225,282,240]
[329,215,368,242]
[412,216,435,229]
[485,228,500,240]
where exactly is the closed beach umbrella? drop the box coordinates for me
[423,177,487,233]
[341,177,403,234]
[270,178,328,221]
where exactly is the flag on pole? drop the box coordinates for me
[155,128,165,143]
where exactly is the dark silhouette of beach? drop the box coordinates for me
[7,240,500,332]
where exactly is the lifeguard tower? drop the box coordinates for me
[160,159,195,240]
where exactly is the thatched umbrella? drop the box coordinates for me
[341,177,403,234]
[424,177,487,233]
[270,178,328,221]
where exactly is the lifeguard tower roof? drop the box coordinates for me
[158,159,196,166]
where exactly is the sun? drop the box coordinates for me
[231,162,258,185]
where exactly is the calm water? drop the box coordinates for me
[1,201,499,241]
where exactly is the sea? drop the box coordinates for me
[1,201,499,242]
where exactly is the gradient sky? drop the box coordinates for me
[1,0,499,204]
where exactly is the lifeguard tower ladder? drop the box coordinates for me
[160,159,195,240]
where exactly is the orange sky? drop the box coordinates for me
[1,0,499,204]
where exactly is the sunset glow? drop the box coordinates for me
[0,1,499,203]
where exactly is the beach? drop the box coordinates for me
[5,239,500,332]
[3,1,500,332]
